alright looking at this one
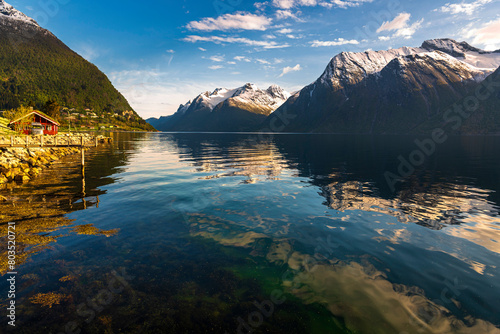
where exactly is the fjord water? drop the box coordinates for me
[1,132,500,333]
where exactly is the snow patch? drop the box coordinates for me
[0,0,38,26]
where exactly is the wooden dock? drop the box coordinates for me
[0,135,112,148]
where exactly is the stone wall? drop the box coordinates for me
[0,146,81,186]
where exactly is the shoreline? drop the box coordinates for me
[0,133,104,189]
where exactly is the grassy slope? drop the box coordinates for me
[0,19,155,131]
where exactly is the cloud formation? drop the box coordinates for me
[377,13,423,39]
[377,12,411,33]
[279,64,302,77]
[270,0,372,9]
[186,12,272,31]
[184,35,290,49]
[209,55,225,62]
[234,56,251,62]
[436,0,492,15]
[466,18,500,50]
[310,38,359,47]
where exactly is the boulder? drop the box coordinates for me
[14,174,30,183]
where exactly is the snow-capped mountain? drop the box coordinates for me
[265,38,500,134]
[318,39,499,91]
[213,83,291,115]
[177,84,290,115]
[0,0,38,26]
[422,38,500,71]
[148,84,290,131]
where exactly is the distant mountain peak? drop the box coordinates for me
[0,0,38,26]
[421,38,485,57]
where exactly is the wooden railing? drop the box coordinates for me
[0,135,112,148]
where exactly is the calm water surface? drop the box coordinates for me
[1,132,500,334]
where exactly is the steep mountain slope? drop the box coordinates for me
[413,66,500,134]
[265,38,500,134]
[148,84,290,132]
[0,1,154,131]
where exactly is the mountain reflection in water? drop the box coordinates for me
[0,132,498,334]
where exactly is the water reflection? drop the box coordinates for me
[162,133,500,331]
[166,133,500,232]
[1,132,499,333]
[187,213,500,334]
[0,136,138,275]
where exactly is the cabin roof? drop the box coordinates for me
[9,110,61,126]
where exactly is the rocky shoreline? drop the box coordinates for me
[0,146,81,186]
[0,133,102,188]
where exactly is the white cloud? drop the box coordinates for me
[269,0,372,9]
[377,12,411,32]
[378,36,391,41]
[256,59,271,64]
[278,28,293,34]
[209,65,224,70]
[183,35,290,49]
[227,61,237,65]
[273,0,304,9]
[310,38,360,47]
[319,2,334,8]
[279,64,302,77]
[436,0,493,15]
[266,0,373,10]
[272,0,370,8]
[376,13,423,39]
[264,34,277,39]
[275,10,302,20]
[209,55,225,62]
[234,56,251,62]
[186,12,272,31]
[392,19,423,39]
[329,0,373,8]
[166,49,175,53]
[465,18,500,50]
[198,47,207,51]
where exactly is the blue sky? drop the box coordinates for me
[9,0,500,118]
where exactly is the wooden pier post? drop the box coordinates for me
[10,136,13,147]
[95,136,98,147]
[55,136,58,146]
[81,136,84,147]
[26,136,29,148]
[40,135,44,147]
[81,148,85,177]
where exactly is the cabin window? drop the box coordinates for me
[47,125,52,131]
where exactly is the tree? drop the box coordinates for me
[43,100,61,120]
[3,106,33,122]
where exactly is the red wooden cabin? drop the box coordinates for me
[9,111,60,135]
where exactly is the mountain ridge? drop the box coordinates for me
[0,1,154,131]
[263,38,500,134]
[148,83,290,132]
